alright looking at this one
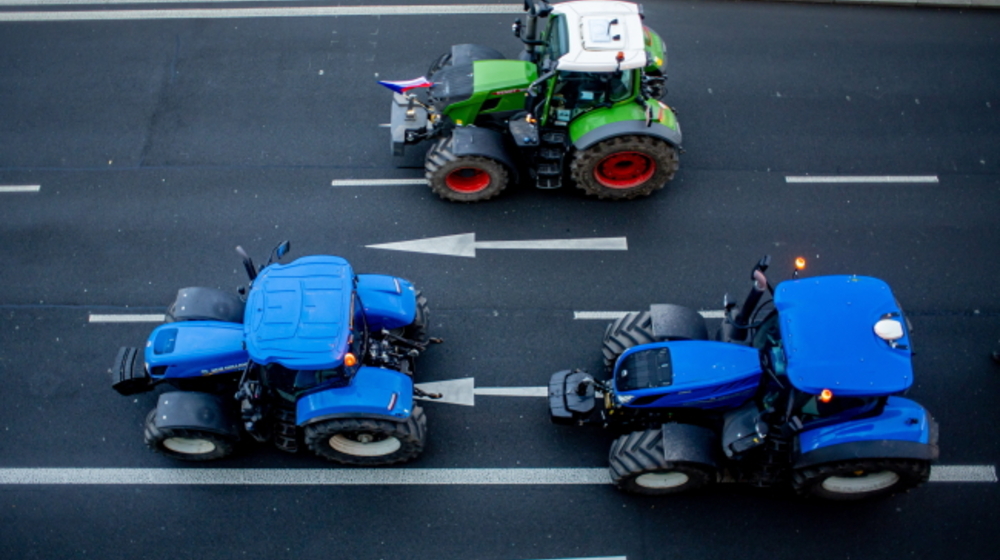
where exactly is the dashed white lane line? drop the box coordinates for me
[785,176,939,184]
[0,465,993,485]
[575,310,726,320]
[89,314,165,323]
[929,465,998,482]
[331,178,426,187]
[0,4,523,22]
[0,185,40,193]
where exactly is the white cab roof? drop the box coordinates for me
[553,1,647,72]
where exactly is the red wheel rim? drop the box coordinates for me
[445,167,491,193]
[594,151,656,189]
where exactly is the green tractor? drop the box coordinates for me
[380,0,681,202]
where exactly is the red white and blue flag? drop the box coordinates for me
[378,76,433,94]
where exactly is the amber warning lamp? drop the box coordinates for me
[819,389,834,403]
[344,353,358,367]
[793,256,807,278]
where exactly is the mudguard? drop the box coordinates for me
[356,274,417,332]
[153,391,241,438]
[145,321,249,379]
[794,396,939,469]
[296,366,414,426]
[167,287,245,323]
[446,127,520,180]
[660,423,722,469]
[570,102,682,150]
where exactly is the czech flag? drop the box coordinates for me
[378,76,433,94]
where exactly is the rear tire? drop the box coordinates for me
[571,135,678,200]
[602,312,656,374]
[144,410,235,461]
[792,459,931,501]
[609,429,715,495]
[304,407,426,466]
[425,137,509,202]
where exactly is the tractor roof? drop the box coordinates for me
[774,275,914,397]
[552,1,647,72]
[243,256,354,370]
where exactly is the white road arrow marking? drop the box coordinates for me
[415,378,547,407]
[367,233,627,258]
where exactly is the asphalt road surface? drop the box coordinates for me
[1,1,999,559]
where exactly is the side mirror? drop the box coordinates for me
[274,240,291,261]
[235,245,257,281]
[512,18,522,38]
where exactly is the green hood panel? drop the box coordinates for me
[473,60,537,94]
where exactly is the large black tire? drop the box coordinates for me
[602,312,656,374]
[143,410,235,461]
[792,459,931,501]
[402,290,430,345]
[609,429,715,496]
[425,137,509,202]
[304,407,426,466]
[571,135,678,200]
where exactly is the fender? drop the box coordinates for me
[446,126,520,181]
[356,274,417,332]
[145,321,248,379]
[794,396,939,469]
[570,102,682,150]
[296,366,414,426]
[659,423,722,469]
[153,391,241,439]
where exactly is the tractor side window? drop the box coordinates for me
[552,71,634,112]
[544,14,569,64]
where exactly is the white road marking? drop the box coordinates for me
[0,185,41,193]
[574,310,725,320]
[0,4,523,22]
[929,465,997,482]
[534,557,626,560]
[330,178,426,187]
[368,233,627,258]
[89,314,166,323]
[785,175,939,184]
[0,465,992,485]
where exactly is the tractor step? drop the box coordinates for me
[533,129,568,190]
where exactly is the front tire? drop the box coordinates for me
[609,429,715,496]
[143,410,235,461]
[304,407,426,466]
[571,135,678,200]
[425,138,509,202]
[792,459,931,501]
[602,312,656,374]
[402,290,430,345]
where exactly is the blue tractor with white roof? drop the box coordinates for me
[548,256,939,500]
[112,242,438,465]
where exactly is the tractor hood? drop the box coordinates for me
[145,321,248,379]
[614,341,762,409]
[774,275,914,397]
[244,256,354,370]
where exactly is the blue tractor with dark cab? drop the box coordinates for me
[112,242,438,465]
[549,256,939,500]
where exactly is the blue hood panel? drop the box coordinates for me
[145,321,248,379]
[775,275,913,397]
[356,274,417,332]
[244,256,354,370]
[616,341,762,409]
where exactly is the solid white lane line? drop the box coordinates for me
[0,185,41,193]
[0,468,611,485]
[574,310,725,320]
[0,465,993,485]
[331,178,426,187]
[89,314,165,323]
[476,238,628,251]
[929,465,997,483]
[785,176,939,184]
[0,4,523,22]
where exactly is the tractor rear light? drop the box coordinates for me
[344,353,357,367]
[819,389,833,403]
